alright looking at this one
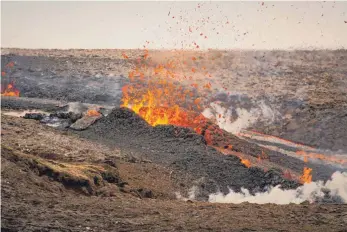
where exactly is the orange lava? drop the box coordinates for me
[241,159,251,168]
[122,86,202,127]
[239,130,316,150]
[239,130,347,167]
[120,48,254,168]
[120,49,251,167]
[1,83,20,97]
[86,109,101,117]
[296,150,347,165]
[121,48,211,127]
[300,167,312,184]
[215,147,252,168]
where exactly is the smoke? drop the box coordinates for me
[202,99,278,134]
[208,171,347,204]
[67,102,88,114]
[175,186,198,201]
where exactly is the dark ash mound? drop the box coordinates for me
[76,107,300,199]
[2,96,338,181]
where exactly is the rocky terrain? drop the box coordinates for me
[2,48,347,231]
[2,48,347,151]
[2,112,347,232]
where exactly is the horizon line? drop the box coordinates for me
[2,47,347,52]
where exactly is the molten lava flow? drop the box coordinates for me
[241,159,251,168]
[239,130,347,166]
[122,84,200,127]
[120,48,254,168]
[215,146,252,168]
[296,150,347,165]
[86,109,101,117]
[239,130,316,150]
[121,52,206,127]
[1,83,20,97]
[300,167,312,184]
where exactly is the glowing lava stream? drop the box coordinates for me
[1,83,20,97]
[215,147,252,168]
[300,167,313,184]
[119,49,342,187]
[238,130,347,166]
[238,130,316,150]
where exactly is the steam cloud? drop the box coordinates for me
[67,102,88,114]
[202,99,277,134]
[208,171,347,204]
[175,186,198,201]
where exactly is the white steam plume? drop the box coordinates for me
[175,186,198,201]
[202,100,277,134]
[208,171,347,205]
[67,102,88,114]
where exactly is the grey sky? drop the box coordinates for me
[1,1,347,49]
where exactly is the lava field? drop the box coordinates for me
[1,49,347,231]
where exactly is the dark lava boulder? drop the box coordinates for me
[50,112,83,123]
[23,113,45,121]
[69,115,102,131]
[97,107,150,132]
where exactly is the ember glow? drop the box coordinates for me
[1,83,20,97]
[241,159,251,168]
[121,82,199,127]
[300,167,313,184]
[214,147,252,168]
[86,109,101,117]
[120,49,211,127]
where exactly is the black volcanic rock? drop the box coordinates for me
[77,107,300,200]
[23,113,45,121]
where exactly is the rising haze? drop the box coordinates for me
[1,1,347,50]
